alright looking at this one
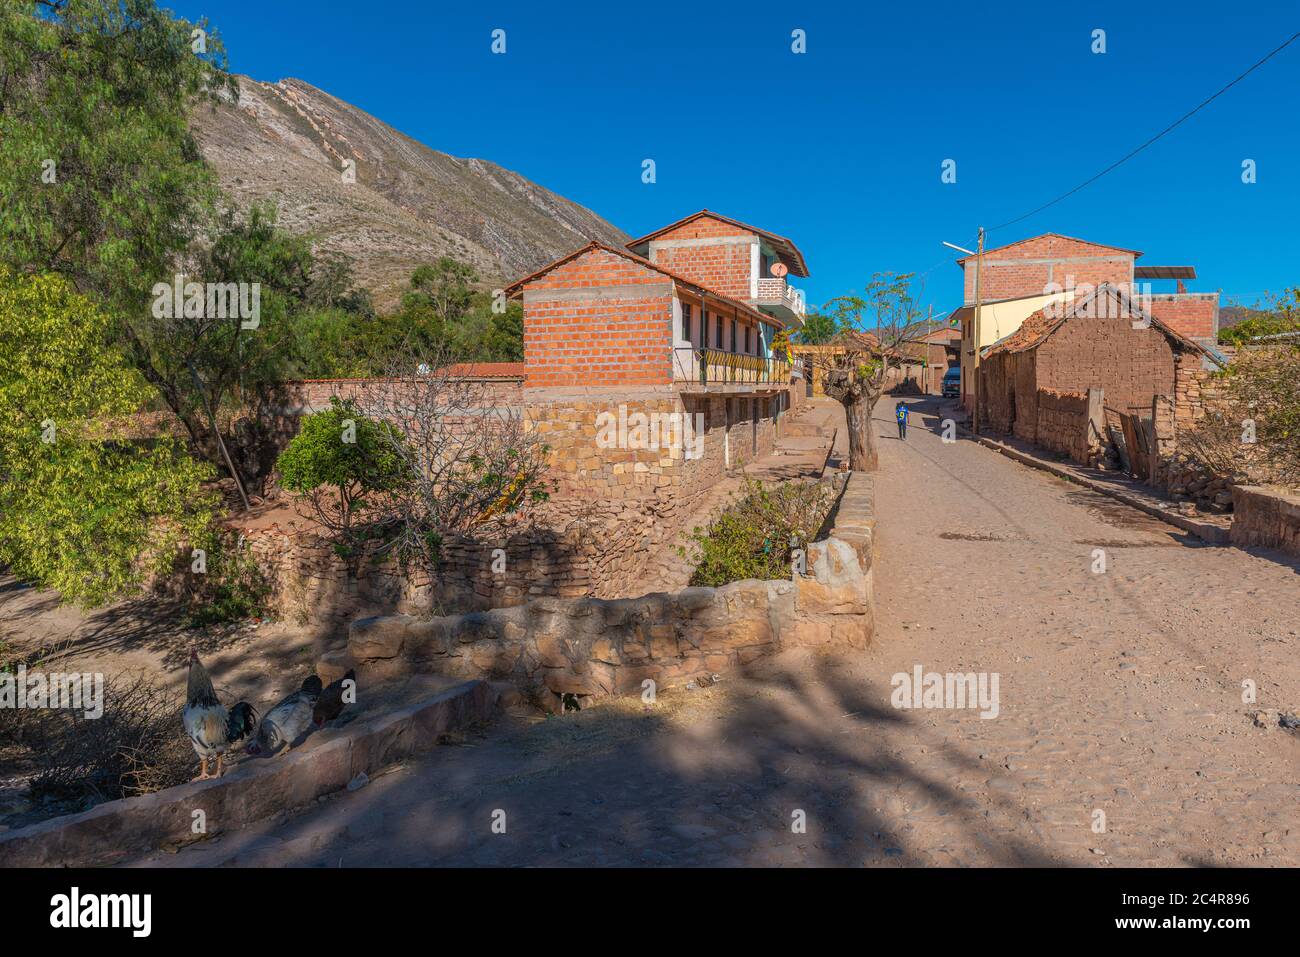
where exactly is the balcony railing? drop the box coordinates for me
[673,347,792,387]
[754,277,806,316]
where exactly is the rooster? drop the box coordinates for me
[247,675,323,756]
[183,651,257,780]
[312,669,357,728]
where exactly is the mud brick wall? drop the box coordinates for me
[1034,389,1094,464]
[1034,315,1176,414]
[1229,486,1300,556]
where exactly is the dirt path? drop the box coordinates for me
[128,397,1300,867]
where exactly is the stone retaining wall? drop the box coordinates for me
[324,472,877,706]
[0,680,499,867]
[1230,486,1300,556]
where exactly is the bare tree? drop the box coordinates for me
[811,272,931,471]
[348,345,552,573]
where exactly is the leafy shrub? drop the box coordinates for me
[1183,343,1300,488]
[0,269,217,607]
[276,396,408,548]
[685,478,834,587]
[184,530,272,626]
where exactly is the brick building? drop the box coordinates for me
[493,211,813,596]
[949,233,1220,410]
[899,326,961,394]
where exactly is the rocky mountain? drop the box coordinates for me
[190,77,628,307]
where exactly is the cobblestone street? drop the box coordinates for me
[132,397,1300,868]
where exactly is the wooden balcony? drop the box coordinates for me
[672,347,797,394]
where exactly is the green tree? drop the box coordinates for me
[481,299,525,362]
[128,204,316,488]
[0,269,215,606]
[817,273,929,471]
[276,397,407,549]
[0,0,232,316]
[797,312,840,344]
[1218,289,1300,347]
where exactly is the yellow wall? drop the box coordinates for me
[959,291,1075,408]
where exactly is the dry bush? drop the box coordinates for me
[0,674,192,810]
[1182,345,1300,489]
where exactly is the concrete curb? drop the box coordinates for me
[0,679,499,868]
[963,428,1231,545]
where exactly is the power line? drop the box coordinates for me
[987,29,1300,234]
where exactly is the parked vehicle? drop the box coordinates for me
[941,367,961,398]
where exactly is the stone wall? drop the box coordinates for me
[247,385,819,620]
[324,472,876,707]
[282,374,524,414]
[0,680,500,867]
[1230,486,1300,556]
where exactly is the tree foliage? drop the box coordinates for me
[1218,288,1300,347]
[0,0,232,315]
[685,478,834,587]
[0,269,215,606]
[276,396,407,547]
[814,272,929,471]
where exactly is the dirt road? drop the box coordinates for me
[130,397,1300,867]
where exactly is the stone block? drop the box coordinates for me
[349,615,410,660]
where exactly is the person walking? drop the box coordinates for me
[895,400,909,440]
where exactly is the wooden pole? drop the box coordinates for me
[972,226,985,433]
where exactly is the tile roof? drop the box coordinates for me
[980,284,1211,360]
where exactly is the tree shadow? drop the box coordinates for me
[153,651,1073,869]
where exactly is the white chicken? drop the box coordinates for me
[247,675,323,755]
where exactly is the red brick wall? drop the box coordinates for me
[1034,316,1176,414]
[1147,294,1218,341]
[647,216,755,300]
[521,248,674,388]
[963,235,1135,303]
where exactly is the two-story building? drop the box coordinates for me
[947,233,1220,411]
[498,211,813,596]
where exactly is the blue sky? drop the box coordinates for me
[171,0,1300,316]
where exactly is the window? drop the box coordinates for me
[715,314,722,349]
[730,319,737,353]
[745,325,752,354]
[681,303,692,343]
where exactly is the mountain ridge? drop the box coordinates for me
[190,75,629,307]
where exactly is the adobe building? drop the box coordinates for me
[947,233,1220,411]
[977,284,1216,462]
